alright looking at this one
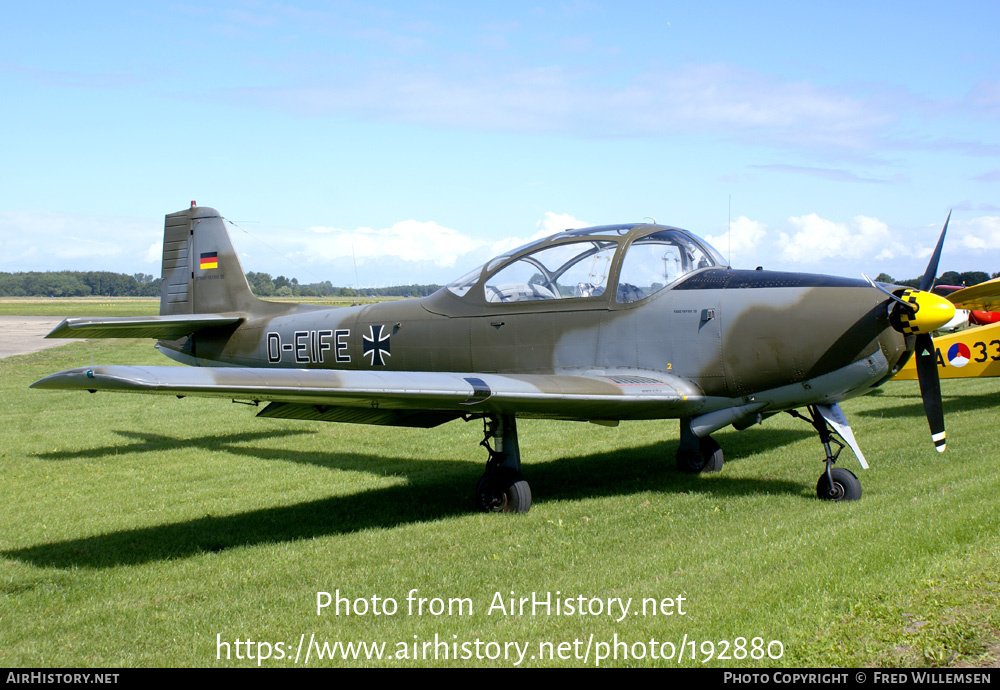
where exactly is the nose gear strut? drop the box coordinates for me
[787,405,862,501]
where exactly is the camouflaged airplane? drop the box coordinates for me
[32,205,958,513]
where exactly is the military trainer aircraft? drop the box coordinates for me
[32,205,958,513]
[894,277,1000,380]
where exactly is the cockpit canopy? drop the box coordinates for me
[447,223,728,304]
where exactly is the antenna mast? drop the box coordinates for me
[728,194,732,266]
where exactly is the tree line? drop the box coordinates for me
[0,271,160,297]
[0,270,441,299]
[3,268,996,299]
[243,272,441,298]
[873,271,998,289]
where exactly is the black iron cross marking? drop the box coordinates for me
[362,324,391,366]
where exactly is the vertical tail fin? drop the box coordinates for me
[160,205,261,315]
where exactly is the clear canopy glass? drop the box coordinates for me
[616,229,725,303]
[446,225,726,303]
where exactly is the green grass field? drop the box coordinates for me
[1,303,998,667]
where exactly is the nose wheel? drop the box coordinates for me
[816,466,862,501]
[788,405,864,502]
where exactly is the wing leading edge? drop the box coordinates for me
[947,277,1000,312]
[31,365,704,425]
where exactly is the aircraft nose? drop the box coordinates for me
[889,290,956,336]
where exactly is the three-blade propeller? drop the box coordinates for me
[881,212,954,452]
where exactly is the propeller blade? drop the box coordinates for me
[914,332,946,452]
[919,211,951,292]
[863,272,911,309]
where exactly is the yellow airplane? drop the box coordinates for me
[894,278,1000,380]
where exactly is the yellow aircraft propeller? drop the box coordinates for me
[894,272,1000,381]
[870,212,953,452]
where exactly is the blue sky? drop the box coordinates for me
[2,1,998,287]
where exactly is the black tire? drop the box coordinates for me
[816,467,862,501]
[505,480,531,513]
[702,437,724,473]
[676,436,724,474]
[475,469,532,514]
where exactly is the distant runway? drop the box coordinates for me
[0,316,81,359]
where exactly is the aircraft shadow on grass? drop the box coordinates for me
[8,426,812,570]
[34,429,316,461]
[856,389,1000,420]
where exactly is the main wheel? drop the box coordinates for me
[676,436,724,473]
[475,469,532,514]
[816,467,862,501]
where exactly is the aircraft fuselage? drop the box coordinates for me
[163,269,908,408]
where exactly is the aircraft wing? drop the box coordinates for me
[892,320,1000,380]
[31,365,705,427]
[947,278,1000,311]
[45,314,243,339]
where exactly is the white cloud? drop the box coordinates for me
[224,63,888,149]
[6,206,996,289]
[489,211,590,255]
[614,65,886,148]
[776,214,920,264]
[957,216,1000,249]
[280,211,593,283]
[0,211,160,271]
[145,242,162,264]
[305,219,482,267]
[751,164,896,184]
[226,211,595,284]
[538,211,587,235]
[705,216,767,267]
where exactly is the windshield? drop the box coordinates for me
[446,233,624,299]
[483,240,617,302]
[446,264,483,298]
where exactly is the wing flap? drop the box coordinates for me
[45,314,243,339]
[31,365,704,421]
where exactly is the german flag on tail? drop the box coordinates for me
[200,252,218,270]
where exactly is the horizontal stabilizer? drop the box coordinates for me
[45,314,243,339]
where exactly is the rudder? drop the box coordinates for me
[160,205,260,315]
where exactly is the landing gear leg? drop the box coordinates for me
[787,406,862,502]
[475,414,531,514]
[675,418,724,473]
